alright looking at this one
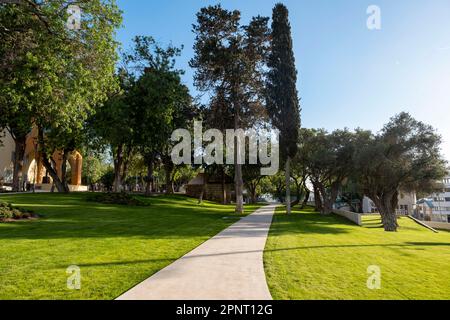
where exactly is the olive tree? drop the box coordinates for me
[354,113,447,231]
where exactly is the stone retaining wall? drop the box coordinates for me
[332,209,362,226]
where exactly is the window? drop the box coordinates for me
[445,198,450,202]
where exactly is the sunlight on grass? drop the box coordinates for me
[0,193,262,300]
[264,206,450,300]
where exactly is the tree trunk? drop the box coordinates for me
[221,167,227,204]
[285,157,291,214]
[319,182,340,215]
[60,150,70,192]
[198,172,208,204]
[235,164,244,214]
[233,100,244,214]
[120,159,129,190]
[38,128,69,193]
[145,161,153,196]
[248,183,257,204]
[41,156,68,193]
[381,191,399,232]
[293,180,301,207]
[312,182,322,212]
[382,210,398,232]
[12,137,26,192]
[300,188,310,209]
[165,162,174,194]
[251,189,257,204]
[371,192,399,232]
[113,144,124,193]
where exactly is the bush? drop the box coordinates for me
[100,169,115,191]
[87,192,149,206]
[0,202,34,221]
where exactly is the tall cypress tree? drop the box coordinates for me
[266,3,301,214]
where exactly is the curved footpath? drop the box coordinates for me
[117,204,276,300]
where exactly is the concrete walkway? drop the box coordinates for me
[117,204,276,300]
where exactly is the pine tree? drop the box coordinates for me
[266,3,301,214]
[190,5,269,214]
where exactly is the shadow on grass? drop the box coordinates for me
[270,207,353,236]
[67,241,450,270]
[0,193,260,240]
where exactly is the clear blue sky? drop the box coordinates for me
[116,0,450,160]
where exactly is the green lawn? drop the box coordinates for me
[0,193,261,300]
[264,206,450,300]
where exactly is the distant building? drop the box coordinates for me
[362,191,417,215]
[185,173,234,204]
[356,191,417,215]
[0,127,86,192]
[416,175,450,223]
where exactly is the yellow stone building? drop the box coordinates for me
[0,127,86,192]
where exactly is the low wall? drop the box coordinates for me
[332,209,362,226]
[424,221,450,231]
[34,184,88,192]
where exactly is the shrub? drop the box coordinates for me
[87,192,149,206]
[100,169,115,191]
[0,202,35,221]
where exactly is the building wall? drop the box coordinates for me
[398,191,417,215]
[0,131,15,184]
[428,175,450,222]
[362,191,417,215]
[185,184,232,204]
[0,128,84,189]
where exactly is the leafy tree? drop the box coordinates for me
[88,69,136,192]
[354,113,448,231]
[290,149,309,208]
[338,179,365,213]
[171,166,197,192]
[301,128,355,214]
[266,3,301,215]
[126,36,195,195]
[243,164,264,204]
[202,90,234,204]
[190,5,270,213]
[100,167,115,192]
[268,172,286,203]
[81,151,110,188]
[0,3,45,192]
[0,110,32,192]
[0,0,122,192]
